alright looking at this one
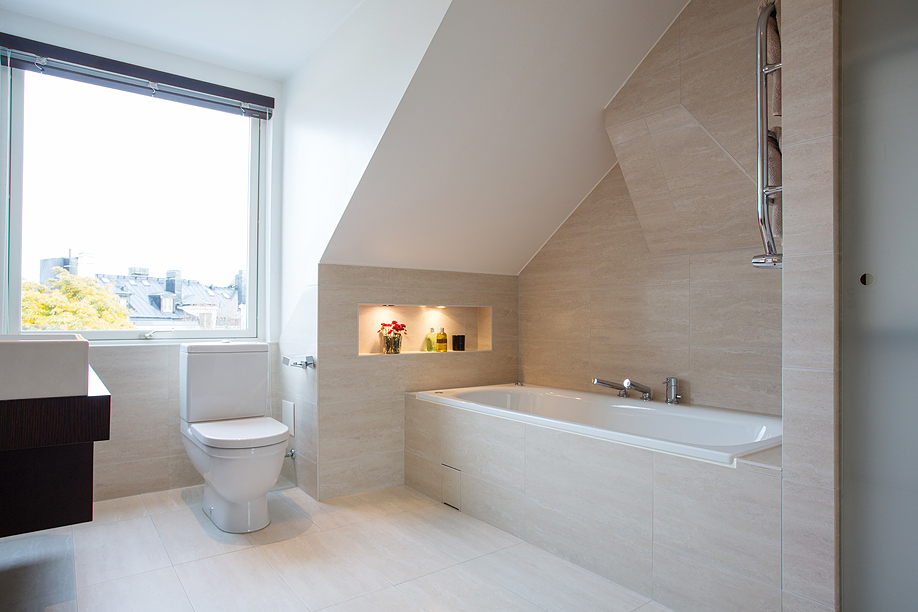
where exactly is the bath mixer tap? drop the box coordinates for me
[664,377,682,404]
[623,378,652,401]
[592,378,629,398]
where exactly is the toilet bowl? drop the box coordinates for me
[179,342,289,533]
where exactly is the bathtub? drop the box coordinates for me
[416,384,781,465]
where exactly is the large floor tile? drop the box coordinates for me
[90,495,149,525]
[141,486,204,515]
[322,587,426,612]
[258,530,390,610]
[0,530,75,610]
[76,567,193,611]
[338,485,438,521]
[466,542,650,612]
[387,503,520,562]
[151,508,251,565]
[398,564,544,612]
[279,486,374,530]
[327,516,459,584]
[72,516,172,588]
[174,548,308,612]
[243,492,321,546]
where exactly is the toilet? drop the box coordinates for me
[179,341,288,533]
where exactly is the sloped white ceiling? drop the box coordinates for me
[0,0,364,79]
[321,0,687,275]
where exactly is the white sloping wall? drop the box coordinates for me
[280,0,452,326]
[321,0,687,275]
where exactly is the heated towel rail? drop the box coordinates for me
[753,2,782,269]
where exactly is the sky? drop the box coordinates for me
[20,70,252,286]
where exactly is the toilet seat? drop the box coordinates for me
[189,417,288,449]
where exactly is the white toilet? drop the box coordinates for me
[179,341,289,533]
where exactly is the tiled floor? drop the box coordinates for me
[0,484,674,612]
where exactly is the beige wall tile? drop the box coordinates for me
[519,290,591,342]
[518,236,590,293]
[690,248,768,284]
[560,165,642,238]
[782,137,838,256]
[591,284,690,346]
[524,425,653,539]
[783,480,839,606]
[782,368,837,488]
[90,345,170,403]
[607,118,649,145]
[689,346,782,414]
[706,114,757,178]
[652,124,749,194]
[690,278,782,350]
[681,37,757,130]
[318,397,404,463]
[93,399,172,466]
[405,394,441,463]
[782,590,837,612]
[318,450,403,500]
[782,253,838,370]
[523,497,653,597]
[292,399,317,465]
[634,17,682,80]
[167,454,203,490]
[679,0,760,62]
[652,543,782,612]
[612,136,671,202]
[295,457,318,499]
[782,19,838,145]
[480,292,518,340]
[93,458,169,501]
[440,406,525,492]
[669,181,760,252]
[590,344,691,401]
[319,263,393,287]
[645,105,697,134]
[519,339,591,390]
[605,66,681,128]
[782,0,837,35]
[460,473,527,539]
[404,451,442,502]
[653,453,782,586]
[591,231,689,288]
[317,344,408,404]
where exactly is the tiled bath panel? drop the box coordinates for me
[0,485,670,612]
[406,393,783,610]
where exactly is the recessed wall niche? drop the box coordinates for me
[358,304,492,355]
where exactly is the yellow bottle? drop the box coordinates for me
[436,327,448,352]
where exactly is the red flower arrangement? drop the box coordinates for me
[379,320,408,336]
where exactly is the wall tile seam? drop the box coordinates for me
[781,251,837,259]
[628,178,755,205]
[782,134,840,150]
[781,589,837,611]
[678,34,756,66]
[782,15,837,42]
[782,365,837,374]
[320,281,517,292]
[780,476,838,492]
[520,485,654,546]
[665,110,756,185]
[651,540,783,590]
[685,344,782,352]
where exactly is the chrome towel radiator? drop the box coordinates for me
[753,2,782,269]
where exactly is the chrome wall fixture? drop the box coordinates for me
[753,2,783,269]
[282,355,315,368]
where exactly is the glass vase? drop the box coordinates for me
[382,334,402,354]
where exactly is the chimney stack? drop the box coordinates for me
[165,270,182,303]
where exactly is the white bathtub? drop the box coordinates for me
[416,384,782,465]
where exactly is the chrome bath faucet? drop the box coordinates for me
[623,379,652,401]
[592,378,629,398]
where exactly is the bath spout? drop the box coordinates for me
[623,379,652,401]
[592,378,629,398]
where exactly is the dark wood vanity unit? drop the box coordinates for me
[0,368,110,538]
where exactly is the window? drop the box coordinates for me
[1,35,272,340]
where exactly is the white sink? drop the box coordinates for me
[0,334,90,401]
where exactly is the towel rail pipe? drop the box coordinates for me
[753,2,782,269]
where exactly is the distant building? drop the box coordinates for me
[40,258,245,329]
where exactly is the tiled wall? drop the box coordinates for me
[309,264,518,500]
[779,0,841,608]
[520,0,782,415]
[406,394,784,609]
[90,343,288,501]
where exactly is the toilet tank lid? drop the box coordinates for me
[190,417,288,448]
[181,341,269,354]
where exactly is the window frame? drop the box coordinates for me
[2,56,268,342]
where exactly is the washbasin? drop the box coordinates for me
[0,334,90,401]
